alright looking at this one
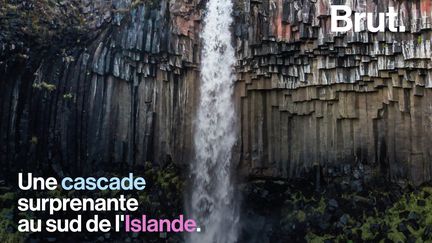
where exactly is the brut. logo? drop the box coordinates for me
[331,6,406,33]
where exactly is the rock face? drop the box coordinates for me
[1,0,201,175]
[234,0,432,184]
[1,0,432,184]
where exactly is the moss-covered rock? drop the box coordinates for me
[0,190,27,243]
[241,178,432,242]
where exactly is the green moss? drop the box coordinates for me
[63,93,73,100]
[418,35,423,45]
[422,186,432,195]
[32,81,56,92]
[314,197,326,214]
[296,210,306,222]
[0,192,15,202]
[137,192,151,205]
[305,232,334,243]
[30,136,38,145]
[387,231,406,242]
[303,186,432,242]
[359,217,377,240]
[0,192,26,243]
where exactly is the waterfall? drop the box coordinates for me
[188,0,239,242]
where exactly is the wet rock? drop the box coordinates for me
[318,219,330,231]
[327,199,339,211]
[350,180,363,192]
[337,214,349,228]
[407,211,419,221]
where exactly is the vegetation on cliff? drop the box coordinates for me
[0,0,85,44]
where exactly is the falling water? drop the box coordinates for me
[188,0,238,242]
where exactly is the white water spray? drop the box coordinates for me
[188,0,238,242]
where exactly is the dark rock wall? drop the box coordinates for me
[1,0,432,184]
[0,0,201,176]
[235,0,432,184]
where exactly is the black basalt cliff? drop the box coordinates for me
[1,0,432,185]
